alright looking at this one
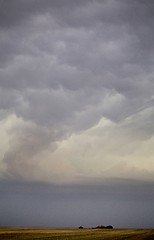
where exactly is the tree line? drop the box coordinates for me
[79,225,113,229]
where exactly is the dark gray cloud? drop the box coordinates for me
[0,0,154,227]
[0,0,154,174]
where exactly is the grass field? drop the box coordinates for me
[0,228,154,240]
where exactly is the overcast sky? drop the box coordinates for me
[0,0,154,228]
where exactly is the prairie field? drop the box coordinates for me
[0,228,154,240]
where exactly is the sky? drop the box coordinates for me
[0,0,154,228]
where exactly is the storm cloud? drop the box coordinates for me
[0,0,154,227]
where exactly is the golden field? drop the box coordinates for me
[0,228,154,240]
